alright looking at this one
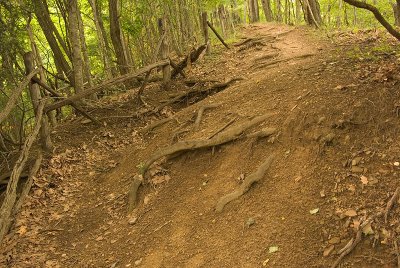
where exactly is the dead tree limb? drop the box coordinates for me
[0,69,40,125]
[0,100,44,243]
[12,152,42,217]
[194,104,220,131]
[155,77,243,112]
[127,175,143,213]
[169,58,186,78]
[141,113,275,175]
[343,0,400,41]
[207,21,230,49]
[215,153,275,212]
[385,187,400,223]
[137,32,166,102]
[171,45,206,78]
[45,60,170,112]
[208,118,236,139]
[32,77,101,125]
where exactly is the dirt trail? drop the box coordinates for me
[2,23,400,268]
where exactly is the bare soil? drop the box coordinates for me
[2,23,400,268]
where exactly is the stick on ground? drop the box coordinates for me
[215,153,275,213]
[385,187,400,223]
[331,218,372,268]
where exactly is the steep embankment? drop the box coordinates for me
[2,24,400,268]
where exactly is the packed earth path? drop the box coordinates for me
[2,23,400,268]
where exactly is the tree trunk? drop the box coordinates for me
[302,0,322,27]
[88,0,114,78]
[261,0,274,21]
[23,52,53,152]
[66,0,85,94]
[32,0,73,85]
[77,4,94,88]
[249,0,260,23]
[109,0,130,76]
[393,2,400,26]
[275,0,283,22]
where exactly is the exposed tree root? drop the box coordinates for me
[141,113,275,175]
[215,153,276,213]
[252,54,315,69]
[140,117,176,134]
[194,104,220,131]
[254,52,280,63]
[127,175,143,213]
[385,187,400,223]
[155,77,243,112]
[331,218,373,268]
[246,127,277,139]
[208,118,236,140]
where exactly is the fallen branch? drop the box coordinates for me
[45,60,170,112]
[169,58,186,78]
[32,77,101,125]
[331,218,372,268]
[155,77,242,112]
[253,54,315,69]
[12,152,42,216]
[385,187,400,223]
[208,118,236,140]
[207,21,230,49]
[0,69,39,124]
[141,114,275,175]
[171,45,206,78]
[194,104,220,131]
[215,153,276,212]
[127,175,143,213]
[0,100,44,243]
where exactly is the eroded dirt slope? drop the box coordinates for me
[2,23,400,268]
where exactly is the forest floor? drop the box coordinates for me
[2,23,400,268]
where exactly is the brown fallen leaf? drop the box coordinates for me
[344,209,357,217]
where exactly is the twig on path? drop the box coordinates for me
[208,118,236,140]
[153,220,172,233]
[331,218,373,268]
[385,187,400,223]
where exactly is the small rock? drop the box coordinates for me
[134,258,143,266]
[320,190,326,198]
[351,166,364,173]
[128,217,138,225]
[246,217,256,227]
[394,162,400,167]
[323,245,335,257]
[351,157,362,166]
[268,246,279,253]
[328,237,340,244]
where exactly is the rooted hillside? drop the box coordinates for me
[2,24,400,268]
